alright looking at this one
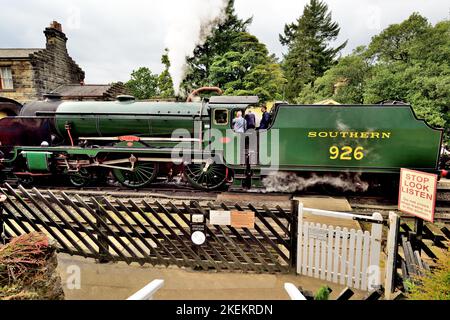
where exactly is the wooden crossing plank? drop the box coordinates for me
[293,196,352,212]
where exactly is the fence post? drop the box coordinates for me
[413,218,424,254]
[296,202,304,275]
[0,194,6,244]
[95,197,110,263]
[290,199,299,271]
[385,211,400,299]
[368,212,383,291]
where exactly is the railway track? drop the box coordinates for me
[348,185,450,223]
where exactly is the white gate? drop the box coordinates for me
[296,203,384,291]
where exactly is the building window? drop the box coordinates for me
[0,67,14,90]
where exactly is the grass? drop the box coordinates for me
[406,249,450,300]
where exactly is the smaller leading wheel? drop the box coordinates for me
[112,160,158,188]
[184,159,229,190]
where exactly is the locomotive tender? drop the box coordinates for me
[0,94,445,191]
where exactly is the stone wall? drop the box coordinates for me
[0,60,38,102]
[105,82,130,100]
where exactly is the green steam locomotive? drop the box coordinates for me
[0,93,445,191]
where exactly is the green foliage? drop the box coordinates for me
[363,17,450,137]
[181,0,251,94]
[181,0,285,102]
[365,13,430,63]
[297,48,370,104]
[125,67,158,100]
[157,48,175,98]
[407,250,450,300]
[126,49,176,100]
[314,285,331,300]
[296,13,449,142]
[280,0,347,101]
[208,32,286,102]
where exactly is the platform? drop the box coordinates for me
[293,196,361,230]
[438,178,450,189]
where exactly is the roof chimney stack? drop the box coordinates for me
[44,20,68,49]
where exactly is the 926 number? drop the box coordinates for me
[329,146,364,161]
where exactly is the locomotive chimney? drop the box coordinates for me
[44,21,68,50]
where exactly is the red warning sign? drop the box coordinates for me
[398,168,437,222]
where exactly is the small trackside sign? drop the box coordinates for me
[398,168,437,222]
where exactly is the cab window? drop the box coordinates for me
[213,109,228,125]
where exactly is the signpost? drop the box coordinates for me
[190,213,206,246]
[398,168,437,223]
[230,211,255,229]
[398,168,438,252]
[209,210,255,229]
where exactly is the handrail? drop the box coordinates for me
[126,279,165,300]
[302,206,384,223]
[284,283,307,300]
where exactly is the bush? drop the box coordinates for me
[0,232,64,300]
[314,285,331,300]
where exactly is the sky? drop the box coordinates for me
[0,0,448,85]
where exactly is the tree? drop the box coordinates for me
[365,13,429,63]
[363,16,449,134]
[297,47,370,104]
[125,67,158,100]
[296,13,449,144]
[280,0,347,101]
[157,48,175,98]
[208,32,286,102]
[180,0,252,94]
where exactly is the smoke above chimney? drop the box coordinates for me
[164,0,228,95]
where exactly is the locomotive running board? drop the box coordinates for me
[79,136,201,142]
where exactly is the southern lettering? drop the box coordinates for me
[308,131,391,139]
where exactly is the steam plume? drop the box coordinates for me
[262,172,369,193]
[164,0,227,95]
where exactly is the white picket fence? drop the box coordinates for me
[296,204,384,291]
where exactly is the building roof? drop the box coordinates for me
[0,48,43,59]
[54,84,115,97]
[51,83,129,100]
